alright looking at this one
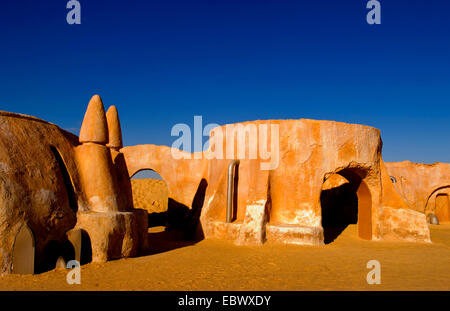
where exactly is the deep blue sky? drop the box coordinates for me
[0,0,449,164]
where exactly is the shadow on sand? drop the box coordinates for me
[142,178,208,256]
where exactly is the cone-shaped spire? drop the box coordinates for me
[106,105,123,149]
[79,95,108,144]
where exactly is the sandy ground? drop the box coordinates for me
[1,179,449,291]
[131,179,168,213]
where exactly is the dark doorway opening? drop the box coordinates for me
[36,229,92,273]
[37,239,75,273]
[321,180,358,244]
[79,230,93,265]
[320,169,372,244]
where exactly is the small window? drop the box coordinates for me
[390,176,397,184]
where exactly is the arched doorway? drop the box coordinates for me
[424,186,450,222]
[130,169,207,252]
[320,169,372,244]
[131,169,169,228]
[39,229,92,273]
[38,239,75,273]
[435,194,450,223]
[67,228,93,265]
[12,224,35,274]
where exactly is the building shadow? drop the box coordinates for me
[144,179,208,255]
[144,229,197,256]
[35,239,75,274]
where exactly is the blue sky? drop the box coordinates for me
[0,0,449,164]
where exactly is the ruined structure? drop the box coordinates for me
[385,161,450,223]
[0,96,147,275]
[122,120,431,246]
[0,94,438,274]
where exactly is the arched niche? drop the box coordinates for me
[12,224,35,274]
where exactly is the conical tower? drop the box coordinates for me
[79,95,108,144]
[72,94,148,263]
[75,95,120,212]
[105,105,133,211]
[106,105,123,151]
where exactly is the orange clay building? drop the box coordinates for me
[123,120,431,246]
[385,161,450,223]
[0,95,147,275]
[0,94,436,274]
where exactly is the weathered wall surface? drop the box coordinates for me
[0,96,149,274]
[0,96,440,275]
[201,120,430,244]
[385,161,450,222]
[0,112,82,274]
[201,119,383,244]
[122,119,431,245]
[121,144,208,208]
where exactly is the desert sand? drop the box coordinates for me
[131,179,168,213]
[1,179,448,291]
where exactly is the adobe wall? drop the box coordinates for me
[385,161,450,221]
[123,119,431,246]
[0,96,149,274]
[121,144,208,209]
[0,112,81,274]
